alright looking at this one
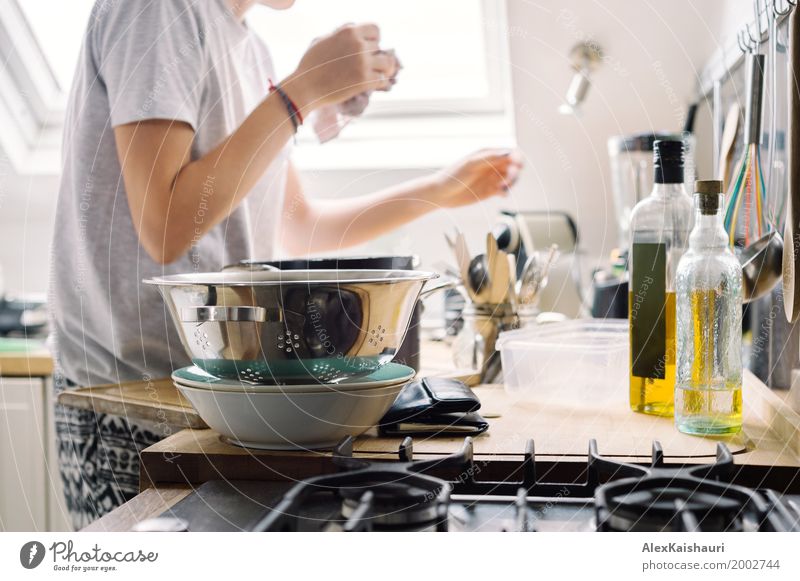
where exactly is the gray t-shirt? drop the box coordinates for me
[48,0,291,386]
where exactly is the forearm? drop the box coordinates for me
[162,93,297,258]
[283,174,441,255]
[119,22,402,264]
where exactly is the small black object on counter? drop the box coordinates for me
[378,377,487,437]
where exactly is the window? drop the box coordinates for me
[249,0,513,168]
[1,0,512,173]
[0,0,94,173]
[17,0,95,93]
[248,0,509,117]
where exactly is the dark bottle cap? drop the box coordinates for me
[695,179,722,214]
[653,139,685,184]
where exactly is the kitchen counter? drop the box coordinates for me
[79,341,800,532]
[0,338,53,377]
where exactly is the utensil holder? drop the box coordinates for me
[452,303,537,383]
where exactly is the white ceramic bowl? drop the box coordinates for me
[174,380,405,450]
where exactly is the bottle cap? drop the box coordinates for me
[695,180,723,214]
[653,139,685,184]
[695,180,723,194]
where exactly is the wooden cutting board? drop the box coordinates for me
[354,384,751,458]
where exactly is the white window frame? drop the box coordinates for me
[291,0,515,170]
[0,0,514,175]
[0,0,65,175]
[350,0,511,119]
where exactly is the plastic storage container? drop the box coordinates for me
[496,319,629,407]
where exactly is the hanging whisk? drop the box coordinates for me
[724,53,772,247]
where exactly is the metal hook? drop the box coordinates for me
[738,28,754,53]
[744,21,759,48]
[752,0,769,44]
[773,0,792,16]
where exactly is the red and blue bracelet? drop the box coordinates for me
[268,79,303,133]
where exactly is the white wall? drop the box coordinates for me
[0,173,58,296]
[505,1,722,258]
[0,1,756,306]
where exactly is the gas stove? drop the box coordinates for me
[158,437,800,532]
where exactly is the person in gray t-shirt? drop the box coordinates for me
[50,0,522,528]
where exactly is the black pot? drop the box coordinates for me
[236,256,423,371]
[240,256,416,271]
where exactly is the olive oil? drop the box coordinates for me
[675,384,742,435]
[674,181,743,435]
[628,139,692,417]
[629,290,676,416]
[676,290,742,433]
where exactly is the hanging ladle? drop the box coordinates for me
[741,230,784,303]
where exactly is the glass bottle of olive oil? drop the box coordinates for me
[674,180,743,434]
[629,140,692,416]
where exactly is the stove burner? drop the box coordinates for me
[247,436,800,533]
[253,437,454,532]
[593,443,786,532]
[339,481,442,528]
[606,484,747,532]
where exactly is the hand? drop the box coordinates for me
[282,24,399,113]
[427,149,524,209]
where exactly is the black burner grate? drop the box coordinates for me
[240,436,800,532]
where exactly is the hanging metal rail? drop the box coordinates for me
[698,0,796,99]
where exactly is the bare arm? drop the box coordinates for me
[114,24,396,264]
[280,150,522,256]
[114,95,296,264]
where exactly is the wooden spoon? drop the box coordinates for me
[485,233,500,301]
[718,102,740,190]
[783,9,800,323]
[490,249,511,304]
[506,253,518,308]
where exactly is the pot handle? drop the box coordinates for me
[419,275,459,299]
[180,306,267,323]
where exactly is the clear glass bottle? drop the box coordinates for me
[629,139,693,416]
[675,180,743,435]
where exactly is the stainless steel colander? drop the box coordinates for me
[145,269,439,384]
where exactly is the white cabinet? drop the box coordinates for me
[0,376,71,531]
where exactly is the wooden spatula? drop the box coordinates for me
[783,9,800,323]
[718,102,740,190]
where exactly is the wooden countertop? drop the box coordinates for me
[0,338,53,377]
[82,486,193,533]
[83,356,800,531]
